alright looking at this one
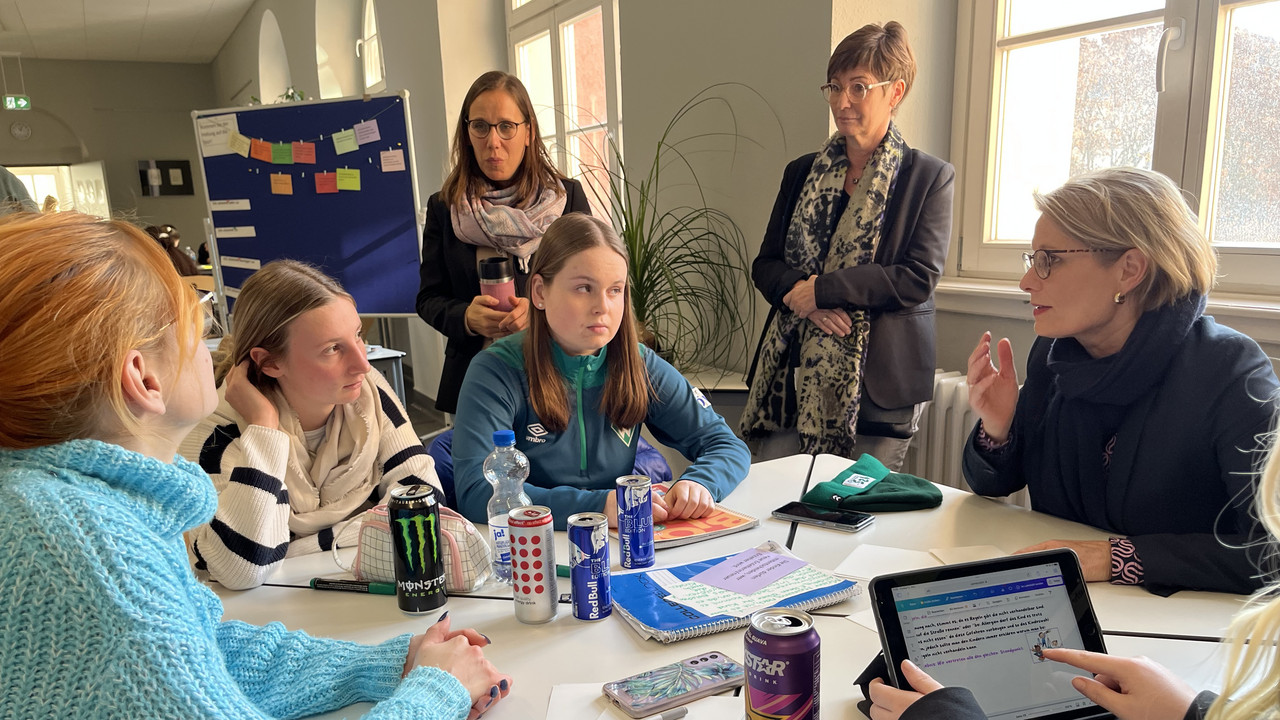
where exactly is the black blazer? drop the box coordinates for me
[416,178,590,413]
[748,148,955,409]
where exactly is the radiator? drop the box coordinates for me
[902,371,1030,508]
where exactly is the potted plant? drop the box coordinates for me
[579,84,779,380]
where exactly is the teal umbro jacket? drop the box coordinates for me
[452,332,750,529]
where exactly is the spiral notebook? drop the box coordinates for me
[611,540,860,643]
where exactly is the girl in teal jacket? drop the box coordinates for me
[452,214,750,529]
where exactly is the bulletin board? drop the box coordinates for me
[192,92,421,315]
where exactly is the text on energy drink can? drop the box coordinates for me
[509,505,557,624]
[615,475,655,569]
[745,608,820,720]
[567,512,611,621]
[387,485,448,614]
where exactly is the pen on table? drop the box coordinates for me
[638,708,688,720]
[309,578,396,595]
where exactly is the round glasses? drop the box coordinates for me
[820,79,892,103]
[467,119,527,140]
[1022,248,1117,279]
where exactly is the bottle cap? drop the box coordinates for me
[479,256,514,282]
[493,429,516,447]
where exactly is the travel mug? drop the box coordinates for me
[479,257,517,312]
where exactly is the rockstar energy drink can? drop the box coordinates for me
[387,485,447,614]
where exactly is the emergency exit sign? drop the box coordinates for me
[4,95,30,110]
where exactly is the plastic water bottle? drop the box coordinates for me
[484,429,531,584]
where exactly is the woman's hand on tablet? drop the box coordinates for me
[867,659,944,720]
[1015,539,1111,582]
[1042,648,1195,720]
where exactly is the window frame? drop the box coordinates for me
[356,0,386,95]
[507,0,622,202]
[953,0,1280,295]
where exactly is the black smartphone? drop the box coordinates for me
[772,501,874,532]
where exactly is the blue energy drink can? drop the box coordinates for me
[615,475,655,569]
[387,485,447,614]
[567,512,611,621]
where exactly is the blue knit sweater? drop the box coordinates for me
[0,440,471,719]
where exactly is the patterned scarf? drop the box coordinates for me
[451,183,568,272]
[740,124,906,455]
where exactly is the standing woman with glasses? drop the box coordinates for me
[964,167,1278,596]
[741,22,954,470]
[417,71,590,415]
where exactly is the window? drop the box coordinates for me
[955,0,1280,294]
[357,0,386,94]
[508,0,620,220]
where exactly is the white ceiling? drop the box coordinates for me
[0,0,256,64]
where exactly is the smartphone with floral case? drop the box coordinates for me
[602,651,745,718]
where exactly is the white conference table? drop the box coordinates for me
[214,453,1255,719]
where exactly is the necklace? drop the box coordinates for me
[851,175,861,186]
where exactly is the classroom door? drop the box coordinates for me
[69,161,110,218]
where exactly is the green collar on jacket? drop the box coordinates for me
[487,331,609,389]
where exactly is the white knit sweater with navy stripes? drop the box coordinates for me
[179,369,439,590]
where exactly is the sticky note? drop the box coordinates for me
[250,139,272,162]
[228,131,251,158]
[336,168,361,191]
[354,119,381,145]
[292,141,316,164]
[270,174,293,195]
[315,172,338,194]
[271,143,293,164]
[380,149,405,172]
[332,129,358,155]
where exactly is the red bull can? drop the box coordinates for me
[745,608,820,720]
[509,505,557,624]
[387,485,447,614]
[615,475,655,569]
[567,512,611,621]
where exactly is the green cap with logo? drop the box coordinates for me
[799,454,941,512]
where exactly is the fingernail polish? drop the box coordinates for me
[489,685,499,698]
[435,611,449,624]
[480,633,492,644]
[499,678,509,692]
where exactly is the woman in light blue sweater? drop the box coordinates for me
[0,211,509,719]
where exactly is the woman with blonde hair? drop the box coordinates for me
[451,214,749,528]
[963,167,1277,595]
[181,260,442,590]
[0,212,508,719]
[869,426,1280,720]
[417,70,590,414]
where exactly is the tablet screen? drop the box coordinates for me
[873,551,1111,720]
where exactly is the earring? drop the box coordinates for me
[534,302,544,309]
[1114,292,1126,305]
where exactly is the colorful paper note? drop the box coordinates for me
[271,142,293,164]
[314,172,338,194]
[270,174,293,195]
[380,149,405,172]
[227,131,251,158]
[332,129,358,154]
[335,168,361,191]
[690,549,808,595]
[249,138,272,162]
[292,141,316,164]
[354,119,381,145]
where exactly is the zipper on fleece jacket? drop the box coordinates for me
[576,361,588,474]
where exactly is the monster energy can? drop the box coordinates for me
[387,485,447,614]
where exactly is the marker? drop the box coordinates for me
[556,564,571,577]
[638,708,688,720]
[309,578,395,595]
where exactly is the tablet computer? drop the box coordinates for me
[870,548,1113,720]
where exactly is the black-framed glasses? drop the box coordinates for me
[467,119,527,140]
[1022,248,1117,279]
[820,79,892,103]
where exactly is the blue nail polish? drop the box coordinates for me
[499,678,509,692]
[435,611,449,624]
[489,685,499,698]
[480,633,492,644]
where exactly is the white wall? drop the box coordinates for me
[0,58,216,244]
[316,0,363,98]
[211,1,320,106]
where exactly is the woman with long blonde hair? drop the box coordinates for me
[450,214,750,528]
[0,212,508,720]
[180,260,442,591]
